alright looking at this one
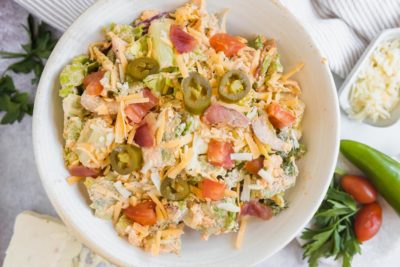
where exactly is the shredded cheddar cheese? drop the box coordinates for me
[147,192,168,219]
[160,134,193,149]
[235,217,248,249]
[244,133,261,159]
[66,176,83,185]
[165,148,194,178]
[281,62,305,82]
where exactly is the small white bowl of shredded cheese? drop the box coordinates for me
[339,28,400,127]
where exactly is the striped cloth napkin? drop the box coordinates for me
[14,0,400,78]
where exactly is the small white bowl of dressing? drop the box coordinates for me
[339,28,400,127]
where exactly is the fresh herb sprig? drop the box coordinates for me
[301,170,361,267]
[0,76,33,124]
[0,15,57,124]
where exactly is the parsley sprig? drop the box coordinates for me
[301,171,361,267]
[0,76,33,124]
[0,15,57,124]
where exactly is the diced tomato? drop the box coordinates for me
[266,102,296,129]
[241,200,273,220]
[83,71,105,96]
[201,179,226,201]
[170,24,197,54]
[68,165,99,177]
[244,156,264,175]
[123,201,157,226]
[210,33,245,57]
[207,139,234,169]
[124,88,159,124]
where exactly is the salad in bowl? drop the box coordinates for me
[60,0,306,255]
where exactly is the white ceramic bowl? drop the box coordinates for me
[33,0,340,266]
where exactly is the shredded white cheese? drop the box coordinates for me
[240,176,251,202]
[150,169,161,192]
[230,153,253,161]
[113,181,131,199]
[258,168,274,184]
[216,202,240,212]
[349,39,400,122]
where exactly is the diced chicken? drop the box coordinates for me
[251,116,291,152]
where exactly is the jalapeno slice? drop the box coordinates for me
[160,177,190,201]
[218,70,251,103]
[182,72,212,115]
[110,144,143,175]
[127,57,160,80]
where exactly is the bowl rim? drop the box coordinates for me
[32,0,340,266]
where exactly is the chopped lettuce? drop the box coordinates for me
[148,19,174,68]
[115,215,133,235]
[63,117,83,147]
[84,177,119,220]
[109,24,143,43]
[143,73,172,95]
[63,147,79,167]
[249,35,264,49]
[59,55,89,98]
[125,36,149,60]
[265,54,283,83]
[62,94,86,118]
[75,118,114,168]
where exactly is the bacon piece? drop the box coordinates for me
[240,200,273,220]
[134,113,157,147]
[169,24,197,54]
[83,71,105,96]
[207,139,234,169]
[125,88,159,124]
[202,104,249,128]
[68,165,99,177]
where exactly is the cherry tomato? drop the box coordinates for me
[245,156,264,175]
[266,102,296,129]
[207,139,234,169]
[201,179,226,201]
[341,175,377,204]
[354,202,382,242]
[210,33,245,57]
[83,71,105,96]
[123,201,157,226]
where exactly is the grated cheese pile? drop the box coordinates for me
[349,39,400,122]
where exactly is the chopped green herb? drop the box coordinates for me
[0,76,33,124]
[0,15,57,124]
[301,176,361,267]
[248,35,264,50]
[0,15,58,84]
